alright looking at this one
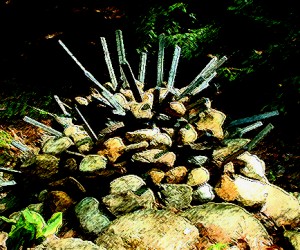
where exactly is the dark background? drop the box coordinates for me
[0,0,299,143]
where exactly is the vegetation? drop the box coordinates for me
[208,243,228,250]
[0,208,62,250]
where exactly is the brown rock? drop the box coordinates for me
[178,124,198,145]
[148,168,165,185]
[97,137,126,163]
[165,101,186,117]
[195,108,226,139]
[165,166,188,184]
[44,190,74,214]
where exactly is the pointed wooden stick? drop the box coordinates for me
[167,45,181,90]
[115,30,126,65]
[176,56,227,100]
[11,140,32,152]
[54,95,71,117]
[246,123,274,150]
[156,34,165,88]
[100,37,118,91]
[120,62,143,102]
[228,110,279,127]
[138,52,147,83]
[74,105,98,141]
[58,40,126,116]
[23,116,63,137]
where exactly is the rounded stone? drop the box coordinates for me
[79,154,107,172]
[186,167,210,186]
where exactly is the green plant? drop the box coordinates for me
[208,242,228,250]
[0,208,62,250]
[135,2,219,59]
[0,130,12,148]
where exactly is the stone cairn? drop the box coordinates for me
[2,30,300,249]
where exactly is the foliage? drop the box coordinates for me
[208,242,228,250]
[0,91,53,120]
[0,130,12,149]
[0,129,14,166]
[0,208,62,250]
[135,2,219,59]
[133,0,299,119]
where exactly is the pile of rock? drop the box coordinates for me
[1,30,299,249]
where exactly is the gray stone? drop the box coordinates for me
[75,197,111,235]
[79,155,107,173]
[187,155,208,167]
[95,209,200,250]
[192,183,215,203]
[34,237,105,250]
[42,136,74,155]
[160,184,193,210]
[132,149,176,168]
[102,190,155,217]
[109,174,146,194]
[180,202,273,249]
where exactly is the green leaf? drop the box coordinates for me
[21,208,46,229]
[0,216,17,224]
[39,212,62,239]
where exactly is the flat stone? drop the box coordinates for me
[165,101,186,117]
[148,168,165,185]
[215,174,300,227]
[102,189,156,217]
[42,136,74,155]
[48,176,86,200]
[180,202,273,249]
[64,125,94,153]
[129,93,154,119]
[132,149,176,168]
[109,175,146,194]
[124,141,149,152]
[125,128,160,143]
[212,138,250,162]
[149,132,172,149]
[44,190,74,214]
[215,174,268,206]
[95,209,200,250]
[79,154,107,173]
[237,151,267,181]
[21,154,60,181]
